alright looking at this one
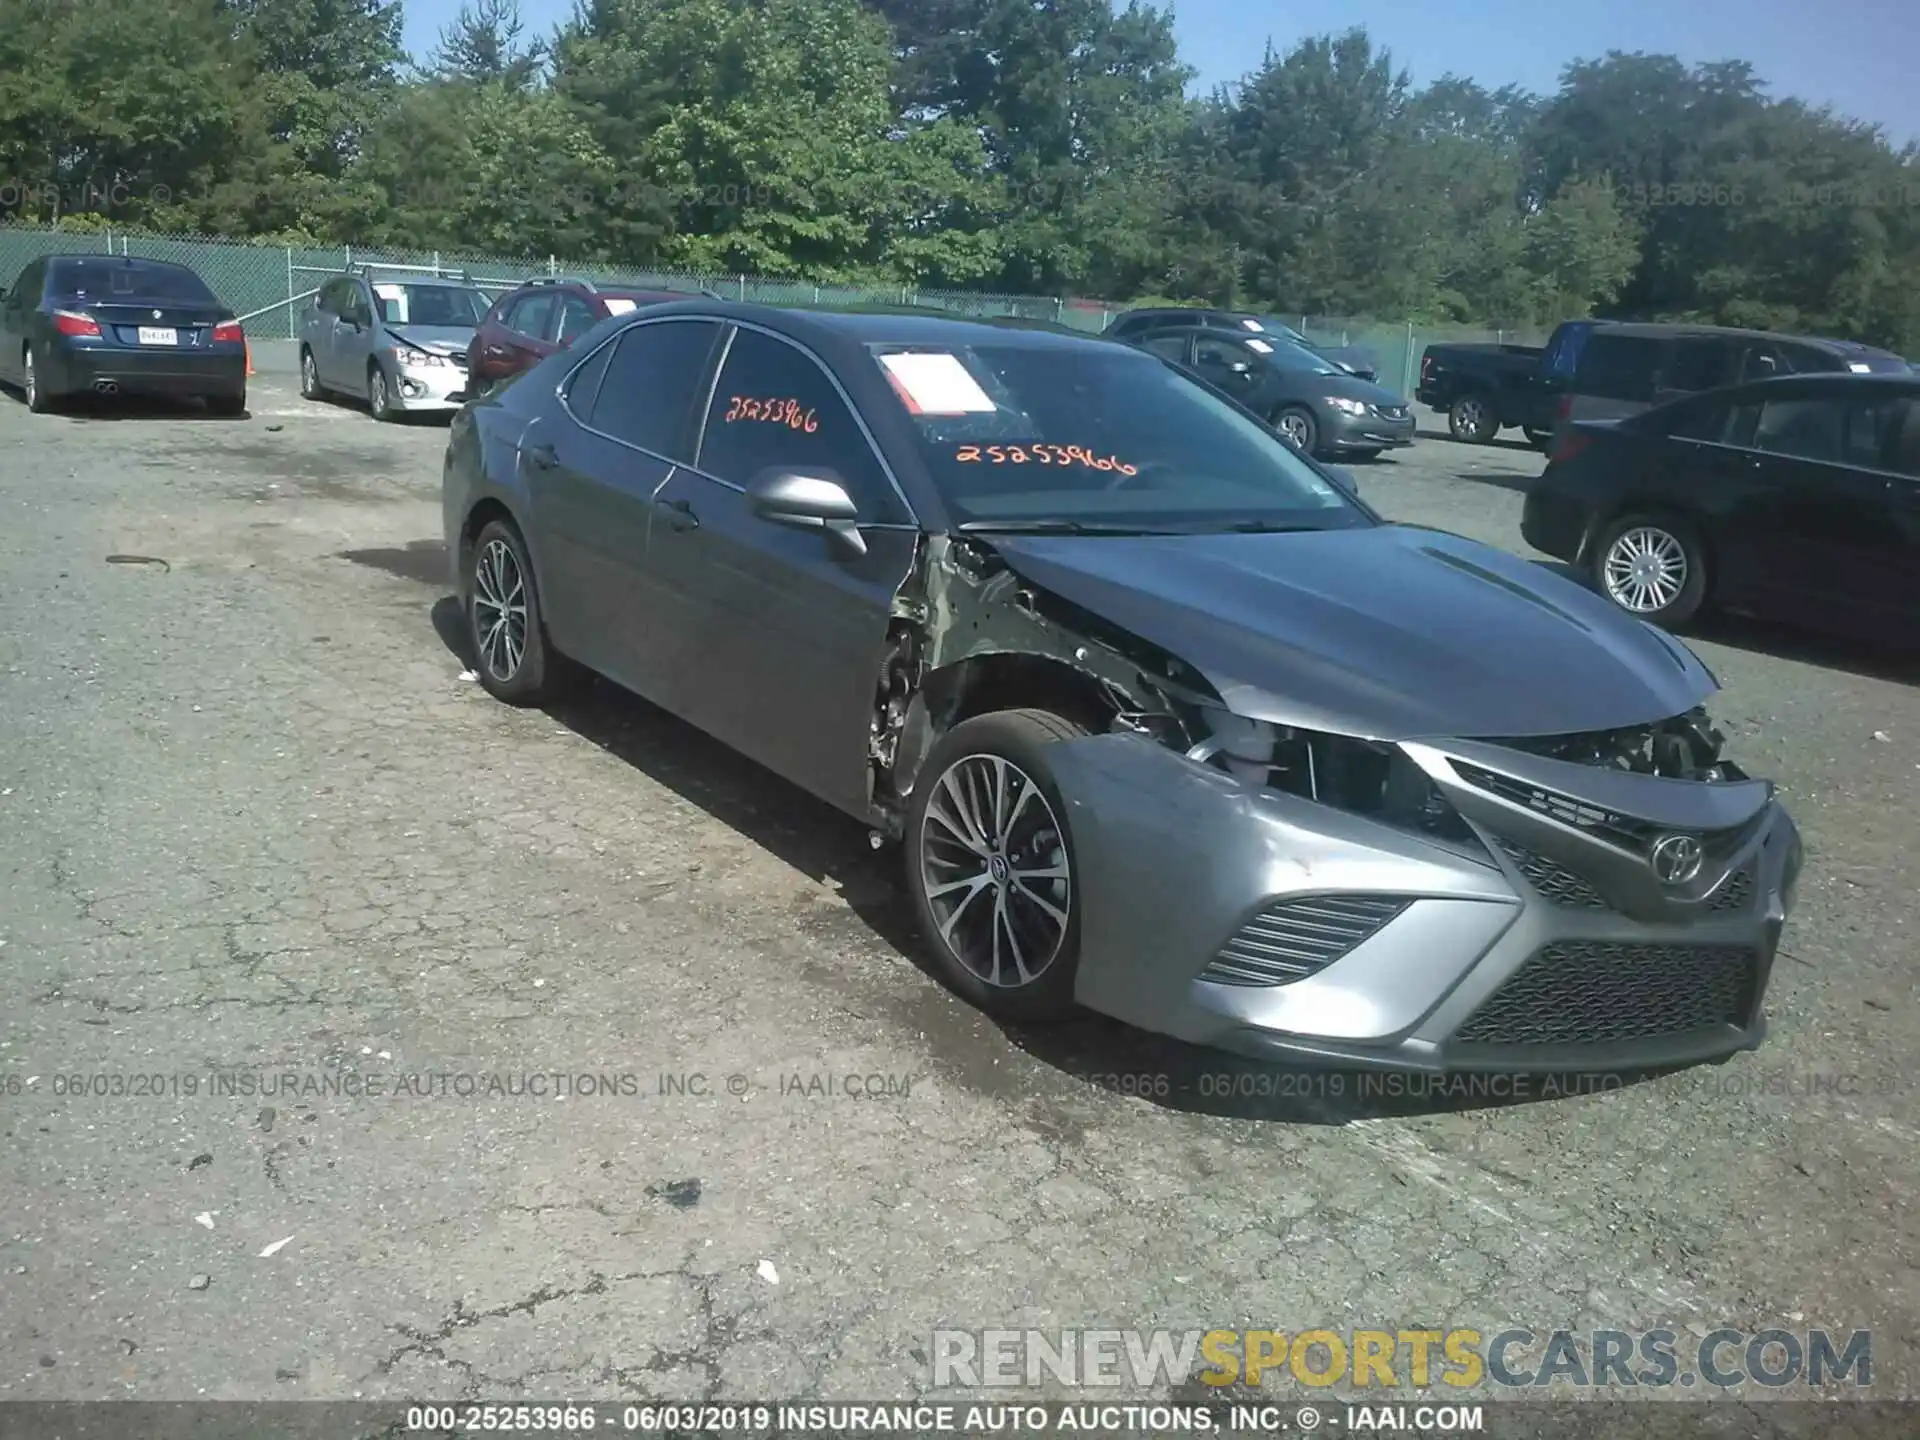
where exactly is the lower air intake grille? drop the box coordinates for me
[1200,895,1408,987]
[1453,941,1758,1046]
[1708,868,1753,912]
[1492,836,1610,910]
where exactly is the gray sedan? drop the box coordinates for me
[442,299,1801,1074]
[1123,322,1415,459]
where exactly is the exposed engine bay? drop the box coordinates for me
[864,532,1742,841]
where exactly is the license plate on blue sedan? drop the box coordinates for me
[137,327,176,345]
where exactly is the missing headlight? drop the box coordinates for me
[1480,706,1747,782]
[1189,716,1477,845]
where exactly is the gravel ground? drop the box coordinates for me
[0,352,1915,1407]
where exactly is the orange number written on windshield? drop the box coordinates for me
[954,443,1137,475]
[723,395,819,432]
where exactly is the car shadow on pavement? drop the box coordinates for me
[7,393,250,422]
[1688,612,1920,687]
[1417,425,1543,455]
[407,582,1683,1125]
[1450,468,1535,494]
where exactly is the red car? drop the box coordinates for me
[465,278,703,394]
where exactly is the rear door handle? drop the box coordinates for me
[660,497,699,530]
[523,442,558,471]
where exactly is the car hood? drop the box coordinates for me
[1308,371,1406,407]
[387,324,475,354]
[985,525,1716,740]
[1318,345,1380,379]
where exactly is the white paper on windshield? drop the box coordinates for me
[1241,318,1264,330]
[879,352,997,415]
[1848,361,1872,373]
[1245,338,1274,354]
[373,284,402,301]
[603,298,637,314]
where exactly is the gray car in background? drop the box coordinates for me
[1121,321,1415,458]
[442,299,1799,1073]
[298,268,490,420]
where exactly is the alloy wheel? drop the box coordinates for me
[301,352,318,397]
[1276,412,1311,448]
[918,754,1071,988]
[1454,397,1486,436]
[370,369,389,418]
[472,537,528,682]
[1602,526,1688,613]
[23,350,36,408]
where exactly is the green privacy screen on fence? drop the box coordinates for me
[0,222,1551,399]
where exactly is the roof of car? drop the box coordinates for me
[1596,321,1900,354]
[49,254,198,273]
[623,298,1127,352]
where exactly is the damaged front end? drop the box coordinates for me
[869,530,1801,1072]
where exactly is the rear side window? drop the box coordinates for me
[1573,334,1665,401]
[1141,334,1188,362]
[1748,398,1845,461]
[50,259,215,303]
[587,318,723,461]
[562,339,615,417]
[1646,394,1734,443]
[1543,322,1593,378]
[1665,338,1739,393]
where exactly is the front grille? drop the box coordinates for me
[1708,867,1753,912]
[1452,763,1657,852]
[1201,895,1407,987]
[1453,941,1758,1046]
[1492,836,1610,910]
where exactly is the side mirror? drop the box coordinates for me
[1324,465,1360,496]
[746,469,866,556]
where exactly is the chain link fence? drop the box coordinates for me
[0,221,1551,397]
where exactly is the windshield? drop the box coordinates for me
[51,260,216,304]
[1248,315,1316,347]
[371,283,486,327]
[870,342,1366,533]
[1243,334,1342,376]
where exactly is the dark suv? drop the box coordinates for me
[467,278,709,394]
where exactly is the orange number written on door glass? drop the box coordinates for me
[954,443,1136,475]
[723,395,819,432]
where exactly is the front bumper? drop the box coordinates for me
[1049,732,1801,1074]
[47,340,245,398]
[385,358,471,411]
[1323,408,1416,452]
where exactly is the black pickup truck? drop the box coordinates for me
[1415,320,1598,447]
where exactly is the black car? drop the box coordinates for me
[1523,372,1920,632]
[0,254,248,414]
[1105,306,1379,382]
[1117,322,1414,459]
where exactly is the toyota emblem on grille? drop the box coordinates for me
[1649,833,1704,885]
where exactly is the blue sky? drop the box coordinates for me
[401,0,1917,146]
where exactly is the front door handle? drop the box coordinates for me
[660,497,699,531]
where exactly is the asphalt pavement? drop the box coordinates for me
[0,371,1915,1405]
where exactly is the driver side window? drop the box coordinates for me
[1141,333,1188,362]
[697,328,906,523]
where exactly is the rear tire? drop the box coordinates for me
[1448,393,1499,443]
[207,391,245,418]
[23,346,54,414]
[466,519,579,705]
[1272,406,1318,456]
[906,709,1088,1024]
[1591,512,1709,629]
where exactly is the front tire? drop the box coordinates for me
[466,519,576,705]
[906,709,1087,1023]
[299,347,324,399]
[1592,513,1709,628]
[1449,393,1499,443]
[368,363,396,421]
[1272,406,1318,456]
